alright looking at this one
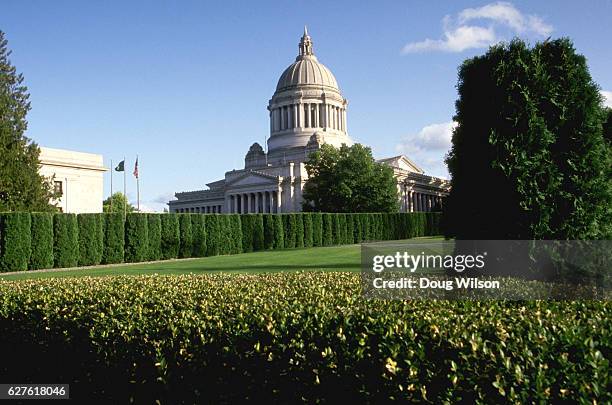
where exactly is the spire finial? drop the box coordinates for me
[298,26,313,57]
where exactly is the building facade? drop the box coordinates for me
[169,28,449,214]
[39,147,107,213]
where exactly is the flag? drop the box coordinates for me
[115,160,125,172]
[133,157,139,179]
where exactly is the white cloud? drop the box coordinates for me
[602,90,612,108]
[396,121,457,178]
[404,25,496,53]
[458,2,552,36]
[402,2,553,53]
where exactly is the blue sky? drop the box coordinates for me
[2,1,611,211]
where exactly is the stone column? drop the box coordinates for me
[292,104,298,129]
[254,192,259,213]
[277,187,282,213]
[269,191,274,213]
[342,108,347,133]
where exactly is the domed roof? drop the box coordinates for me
[275,27,339,92]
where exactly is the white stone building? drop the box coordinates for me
[169,28,449,214]
[39,147,107,213]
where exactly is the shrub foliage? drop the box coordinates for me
[0,273,607,403]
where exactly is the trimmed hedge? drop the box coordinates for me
[147,214,162,261]
[178,214,193,258]
[322,213,333,246]
[161,214,180,259]
[102,213,124,264]
[0,274,607,404]
[229,215,243,254]
[273,215,284,249]
[0,212,443,270]
[204,215,220,257]
[263,215,275,250]
[190,214,207,257]
[303,213,313,248]
[29,213,54,270]
[77,214,104,266]
[53,214,78,268]
[125,213,148,263]
[295,213,304,248]
[241,214,264,253]
[0,213,32,272]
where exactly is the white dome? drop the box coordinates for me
[276,55,339,92]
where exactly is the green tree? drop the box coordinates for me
[103,192,136,214]
[302,144,398,213]
[445,38,611,239]
[0,31,56,211]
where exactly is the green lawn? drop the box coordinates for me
[1,244,362,280]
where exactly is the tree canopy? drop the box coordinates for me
[103,192,136,214]
[302,143,399,213]
[445,38,611,239]
[0,30,56,212]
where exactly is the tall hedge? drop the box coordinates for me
[147,214,162,261]
[178,214,193,259]
[190,214,207,257]
[205,215,220,256]
[0,212,31,272]
[241,214,264,252]
[263,215,275,250]
[332,214,342,245]
[312,213,323,247]
[161,214,180,259]
[29,213,54,270]
[273,214,284,249]
[217,215,230,255]
[230,215,243,254]
[102,213,124,264]
[125,213,148,263]
[295,213,304,248]
[77,214,104,266]
[322,214,333,246]
[283,214,296,249]
[346,214,355,244]
[53,213,78,268]
[303,213,313,248]
[252,214,264,251]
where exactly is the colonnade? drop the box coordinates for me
[176,205,223,213]
[226,190,282,214]
[402,190,444,213]
[270,102,345,133]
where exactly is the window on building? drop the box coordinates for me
[54,181,63,196]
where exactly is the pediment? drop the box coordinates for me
[378,155,424,174]
[225,170,279,188]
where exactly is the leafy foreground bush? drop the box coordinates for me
[0,273,608,404]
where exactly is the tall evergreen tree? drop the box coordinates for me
[445,38,611,239]
[0,31,55,211]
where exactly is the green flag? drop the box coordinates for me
[115,160,125,172]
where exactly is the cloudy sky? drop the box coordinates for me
[2,1,611,211]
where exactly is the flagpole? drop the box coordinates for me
[136,155,140,211]
[110,159,113,212]
[123,156,127,219]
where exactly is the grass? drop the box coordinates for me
[0,244,362,281]
[0,237,444,281]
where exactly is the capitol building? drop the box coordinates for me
[169,28,449,214]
